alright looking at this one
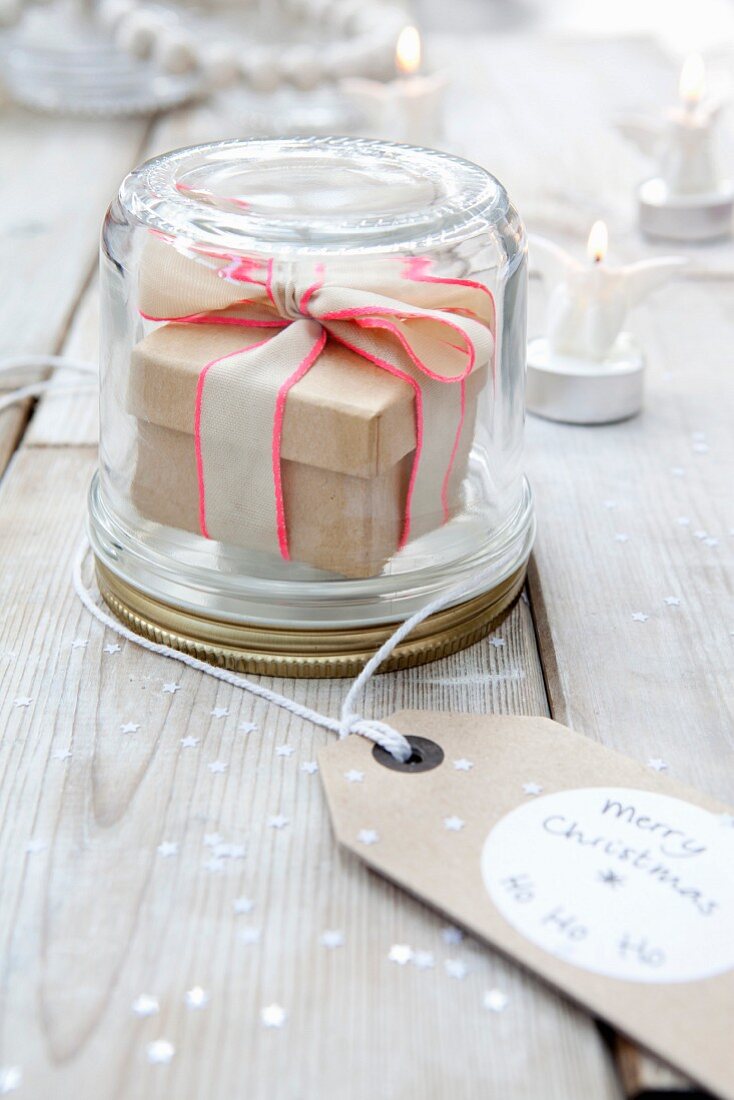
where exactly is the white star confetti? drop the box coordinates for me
[357,828,379,846]
[103,643,121,654]
[693,530,707,540]
[412,951,435,970]
[239,927,261,945]
[444,816,465,832]
[441,925,463,946]
[275,745,295,757]
[320,930,345,949]
[70,638,88,650]
[444,958,469,980]
[613,533,630,543]
[180,736,199,749]
[261,1004,287,1028]
[603,499,617,509]
[146,1039,175,1065]
[210,707,229,719]
[344,769,364,783]
[670,466,685,477]
[51,749,72,761]
[647,758,668,772]
[489,637,505,648]
[232,897,255,915]
[268,814,289,829]
[157,841,178,858]
[453,759,474,771]
[676,516,690,526]
[208,761,228,774]
[301,761,319,774]
[663,596,681,606]
[388,944,413,965]
[203,857,226,873]
[25,839,46,854]
[204,833,223,847]
[693,442,709,454]
[0,1067,22,1094]
[13,697,32,708]
[631,612,649,623]
[213,843,246,860]
[704,537,719,547]
[184,986,209,1009]
[162,683,180,694]
[483,989,508,1013]
[522,782,543,796]
[120,722,140,734]
[238,721,258,734]
[132,994,159,1018]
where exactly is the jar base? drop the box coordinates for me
[95,558,527,679]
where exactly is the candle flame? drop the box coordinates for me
[679,52,706,109]
[396,25,421,76]
[586,220,608,264]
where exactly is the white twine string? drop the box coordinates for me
[3,354,502,762]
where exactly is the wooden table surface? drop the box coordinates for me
[1,29,732,1100]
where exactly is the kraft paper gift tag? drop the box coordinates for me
[319,712,734,1100]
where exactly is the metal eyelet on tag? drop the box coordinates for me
[372,735,444,773]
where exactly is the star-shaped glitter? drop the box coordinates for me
[320,930,345,949]
[208,760,228,774]
[663,596,681,606]
[238,721,258,734]
[613,533,630,543]
[70,638,88,650]
[233,897,255,914]
[357,828,379,846]
[444,958,468,980]
[103,642,121,654]
[603,500,617,510]
[631,612,649,623]
[647,758,668,772]
[444,816,465,831]
[0,1066,22,1094]
[388,944,413,965]
[157,841,178,858]
[704,537,719,547]
[441,926,463,946]
[162,683,180,694]
[261,1003,287,1028]
[146,1039,174,1065]
[51,749,72,761]
[13,697,32,708]
[522,782,543,796]
[180,736,199,749]
[598,868,624,888]
[239,927,261,945]
[693,442,709,454]
[670,466,685,477]
[412,951,435,970]
[210,707,229,719]
[120,721,140,734]
[204,833,224,847]
[203,857,226,874]
[483,989,508,1013]
[453,759,474,771]
[301,761,319,774]
[693,530,707,540]
[132,994,159,1017]
[275,745,295,757]
[344,769,364,783]
[184,986,209,1009]
[213,842,246,860]
[489,637,505,648]
[676,516,690,526]
[25,839,46,854]
[268,814,289,829]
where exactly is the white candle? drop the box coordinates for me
[342,25,449,146]
[659,54,719,195]
[533,222,685,363]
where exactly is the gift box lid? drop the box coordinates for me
[128,323,418,480]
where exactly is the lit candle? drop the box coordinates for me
[619,54,733,241]
[342,26,449,146]
[525,224,685,424]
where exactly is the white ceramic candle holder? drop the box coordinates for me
[526,334,645,425]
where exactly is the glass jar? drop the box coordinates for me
[90,137,534,676]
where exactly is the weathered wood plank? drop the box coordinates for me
[0,446,621,1099]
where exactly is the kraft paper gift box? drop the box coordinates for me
[128,322,485,578]
[126,235,495,579]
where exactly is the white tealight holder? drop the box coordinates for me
[637,176,734,242]
[526,333,645,425]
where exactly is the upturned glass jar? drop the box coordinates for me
[90,137,534,676]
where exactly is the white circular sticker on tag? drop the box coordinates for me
[481,787,734,983]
